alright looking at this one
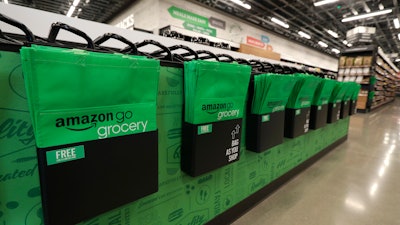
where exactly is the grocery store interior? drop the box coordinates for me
[0,0,399,225]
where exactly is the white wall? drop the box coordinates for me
[124,0,339,71]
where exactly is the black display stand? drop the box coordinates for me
[309,104,328,130]
[37,132,159,225]
[181,119,242,177]
[327,103,342,123]
[284,107,310,138]
[349,100,357,115]
[246,111,285,153]
[340,100,350,118]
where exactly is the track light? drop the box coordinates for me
[332,48,340,54]
[318,41,328,48]
[230,0,251,9]
[394,18,399,29]
[342,9,392,22]
[314,0,338,7]
[66,6,75,17]
[327,30,339,38]
[271,17,289,28]
[298,31,311,39]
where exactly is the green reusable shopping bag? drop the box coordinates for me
[20,41,160,225]
[312,78,337,106]
[246,73,298,152]
[184,60,251,124]
[286,73,322,109]
[329,82,348,103]
[182,60,251,176]
[251,73,297,115]
[21,44,160,148]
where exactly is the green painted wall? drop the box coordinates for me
[0,56,349,225]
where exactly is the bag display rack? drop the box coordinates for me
[0,5,359,225]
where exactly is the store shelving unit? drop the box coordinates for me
[338,46,399,113]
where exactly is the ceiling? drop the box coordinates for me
[3,0,400,67]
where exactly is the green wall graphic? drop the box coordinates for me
[1,61,350,225]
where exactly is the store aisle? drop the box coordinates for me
[231,99,400,225]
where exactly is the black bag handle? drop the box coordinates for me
[235,58,251,65]
[47,22,94,49]
[249,59,265,72]
[196,50,219,61]
[261,62,275,73]
[164,45,198,62]
[93,33,138,54]
[216,54,236,63]
[0,29,23,44]
[0,13,35,42]
[134,39,172,60]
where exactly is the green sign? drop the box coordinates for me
[183,22,217,37]
[46,145,85,166]
[262,114,270,122]
[198,124,213,135]
[168,6,217,37]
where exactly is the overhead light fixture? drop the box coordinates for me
[318,41,328,48]
[313,0,338,7]
[342,40,348,45]
[332,48,340,54]
[347,43,353,47]
[398,33,400,41]
[66,6,75,17]
[230,0,251,9]
[4,0,8,3]
[271,17,289,28]
[66,0,81,17]
[298,31,311,39]
[351,8,359,15]
[342,9,392,22]
[363,3,371,13]
[378,3,384,10]
[395,59,400,62]
[394,18,400,29]
[327,30,339,38]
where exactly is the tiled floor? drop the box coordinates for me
[231,99,400,225]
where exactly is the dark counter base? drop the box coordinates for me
[206,135,347,225]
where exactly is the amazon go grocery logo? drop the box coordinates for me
[55,111,148,139]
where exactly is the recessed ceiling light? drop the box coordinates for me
[318,41,328,48]
[298,31,311,39]
[271,17,289,28]
[314,0,338,7]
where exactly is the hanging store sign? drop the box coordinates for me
[168,6,217,37]
[246,36,265,48]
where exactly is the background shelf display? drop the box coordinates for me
[338,46,399,113]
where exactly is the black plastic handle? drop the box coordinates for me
[261,62,275,72]
[166,45,199,62]
[94,33,138,54]
[0,28,22,44]
[135,39,172,60]
[249,59,265,71]
[0,13,35,42]
[196,50,219,61]
[235,58,251,65]
[216,54,236,63]
[47,22,94,49]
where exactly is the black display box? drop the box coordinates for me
[182,119,242,177]
[327,102,342,123]
[37,132,159,225]
[309,104,328,130]
[340,100,350,119]
[246,111,285,153]
[284,107,310,138]
[349,100,357,116]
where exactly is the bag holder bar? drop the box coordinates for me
[47,22,95,49]
[93,33,138,54]
[162,44,199,62]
